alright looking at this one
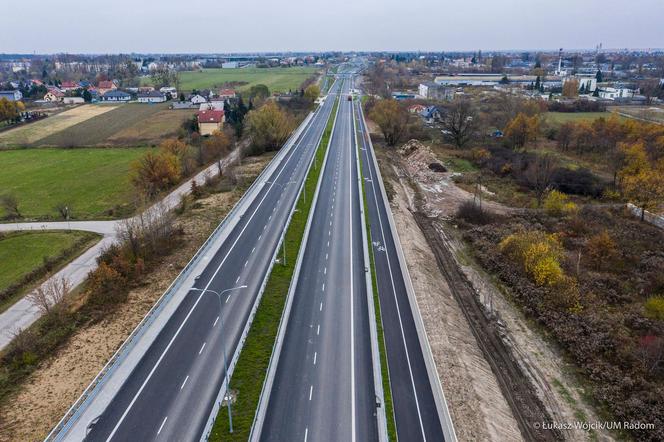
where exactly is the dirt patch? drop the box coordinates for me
[0,155,271,441]
[375,138,614,441]
[0,105,118,147]
[387,180,523,441]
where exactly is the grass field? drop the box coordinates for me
[0,105,118,148]
[612,106,664,125]
[106,108,196,145]
[165,67,319,93]
[545,111,628,125]
[0,147,150,219]
[0,231,98,294]
[35,103,181,147]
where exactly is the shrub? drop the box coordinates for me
[585,230,619,271]
[551,167,604,197]
[644,296,664,321]
[456,200,500,225]
[543,190,578,217]
[500,230,565,287]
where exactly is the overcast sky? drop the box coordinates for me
[2,0,663,54]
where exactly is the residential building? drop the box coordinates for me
[197,109,225,135]
[418,82,454,100]
[101,90,131,102]
[0,90,23,101]
[160,87,178,97]
[217,89,236,100]
[43,90,64,102]
[408,104,426,114]
[62,97,85,104]
[200,101,224,111]
[188,94,207,104]
[137,90,166,103]
[60,81,80,92]
[420,105,441,123]
[598,87,636,100]
[97,80,117,95]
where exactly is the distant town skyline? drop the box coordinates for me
[1,0,663,54]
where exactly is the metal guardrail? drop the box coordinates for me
[46,109,318,442]
[249,87,340,441]
[358,103,458,442]
[199,96,336,441]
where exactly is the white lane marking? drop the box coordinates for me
[199,342,206,354]
[325,253,328,260]
[104,122,314,441]
[321,284,325,293]
[317,324,320,335]
[263,224,267,230]
[268,215,272,221]
[213,316,219,327]
[226,295,230,303]
[313,352,317,365]
[309,385,313,401]
[258,234,262,241]
[348,100,356,442]
[327,241,329,248]
[324,267,327,275]
[320,301,323,311]
[304,428,308,442]
[244,260,249,267]
[180,375,189,390]
[252,247,255,254]
[235,276,241,284]
[357,103,427,439]
[157,416,168,436]
[328,230,331,236]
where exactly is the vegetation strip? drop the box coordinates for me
[355,105,397,440]
[208,97,339,441]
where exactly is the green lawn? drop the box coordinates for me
[0,231,98,294]
[545,111,628,125]
[0,147,151,219]
[161,67,319,93]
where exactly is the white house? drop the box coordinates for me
[62,97,85,104]
[199,101,224,111]
[188,94,207,104]
[598,87,635,100]
[138,91,166,103]
[0,90,23,101]
[101,90,132,102]
[159,87,178,97]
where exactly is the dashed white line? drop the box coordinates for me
[180,375,189,390]
[325,253,328,260]
[199,342,206,354]
[309,385,313,400]
[251,247,255,254]
[235,276,241,284]
[317,324,320,335]
[321,284,325,293]
[304,428,309,442]
[225,295,230,303]
[157,416,168,436]
[213,316,219,327]
[313,352,317,365]
[324,267,327,275]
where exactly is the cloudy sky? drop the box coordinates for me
[2,0,663,53]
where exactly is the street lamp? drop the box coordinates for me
[188,285,247,434]
[265,180,299,267]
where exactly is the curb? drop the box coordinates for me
[250,84,340,441]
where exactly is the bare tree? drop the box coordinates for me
[0,193,20,218]
[54,202,71,220]
[524,154,557,207]
[28,276,71,318]
[440,99,478,148]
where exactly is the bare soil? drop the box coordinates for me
[0,155,271,441]
[375,139,614,441]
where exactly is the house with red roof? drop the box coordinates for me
[97,80,117,95]
[217,89,236,100]
[60,81,80,92]
[44,89,65,102]
[197,109,225,136]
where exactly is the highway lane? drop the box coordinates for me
[259,78,378,442]
[81,81,341,442]
[354,96,447,441]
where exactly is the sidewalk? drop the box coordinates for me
[0,151,239,350]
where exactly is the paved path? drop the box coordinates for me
[0,151,239,350]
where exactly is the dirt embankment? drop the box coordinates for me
[376,139,613,441]
[0,155,271,441]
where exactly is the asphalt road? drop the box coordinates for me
[82,81,341,442]
[354,95,446,441]
[259,77,378,442]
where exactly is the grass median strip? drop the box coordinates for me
[209,98,338,441]
[355,108,397,440]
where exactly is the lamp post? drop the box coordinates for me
[188,285,247,434]
[265,180,299,266]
